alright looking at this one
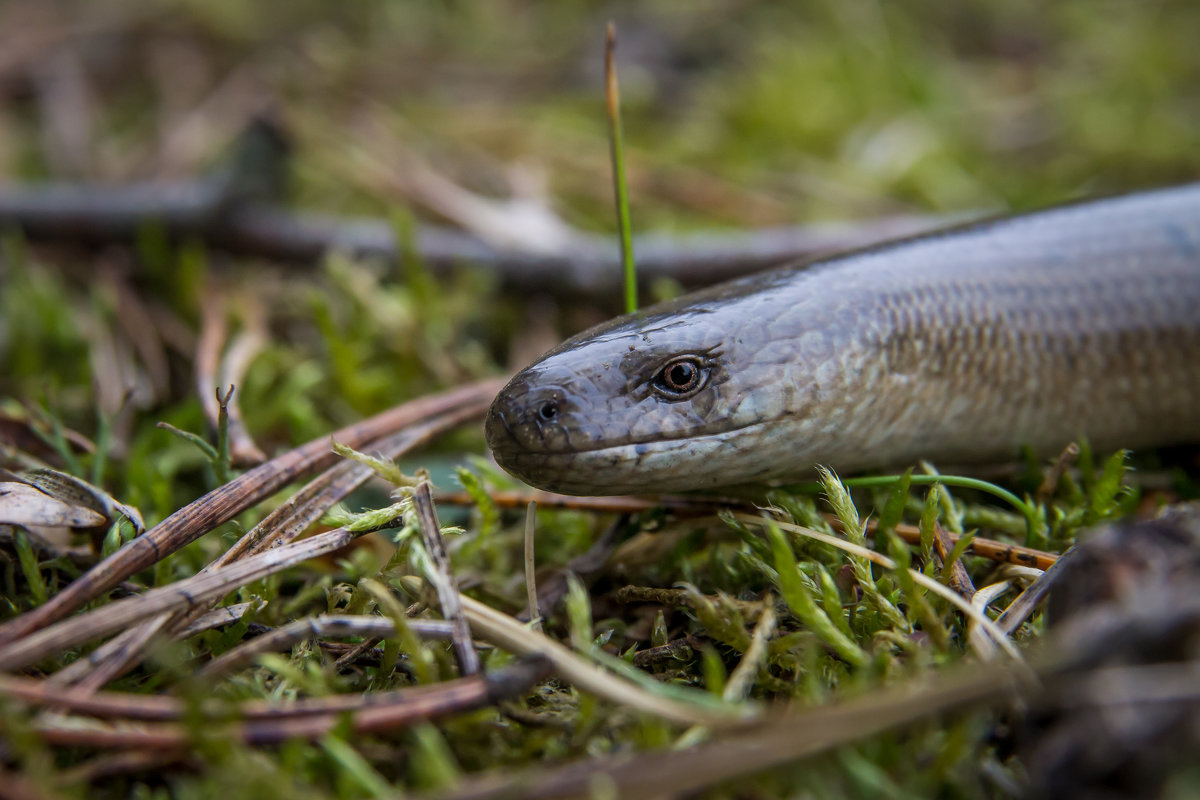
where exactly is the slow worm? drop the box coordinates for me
[487,185,1200,494]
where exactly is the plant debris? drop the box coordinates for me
[2,3,1199,798]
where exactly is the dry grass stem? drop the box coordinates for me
[175,601,257,637]
[428,663,1021,800]
[997,551,1077,636]
[969,580,1014,660]
[523,500,540,631]
[723,604,777,702]
[199,614,454,679]
[12,657,552,748]
[413,480,480,676]
[0,528,356,671]
[460,594,748,726]
[0,379,504,649]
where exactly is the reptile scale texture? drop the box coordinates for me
[486,185,1200,495]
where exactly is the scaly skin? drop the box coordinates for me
[486,185,1200,495]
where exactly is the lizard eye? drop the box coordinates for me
[651,356,707,400]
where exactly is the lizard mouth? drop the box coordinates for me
[485,411,779,496]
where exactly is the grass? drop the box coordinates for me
[604,22,638,315]
[1,1,1199,798]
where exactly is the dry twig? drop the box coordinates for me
[0,527,361,671]
[55,398,491,690]
[5,657,552,747]
[0,112,943,296]
[196,285,267,467]
[0,379,504,650]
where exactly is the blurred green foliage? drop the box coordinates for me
[1,1,1198,797]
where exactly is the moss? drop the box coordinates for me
[1,1,1198,796]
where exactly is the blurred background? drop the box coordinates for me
[3,3,1200,796]
[4,1,1199,209]
[1,0,1199,521]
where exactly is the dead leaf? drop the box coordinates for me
[19,468,144,533]
[0,482,107,528]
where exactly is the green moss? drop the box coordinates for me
[2,1,1198,796]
